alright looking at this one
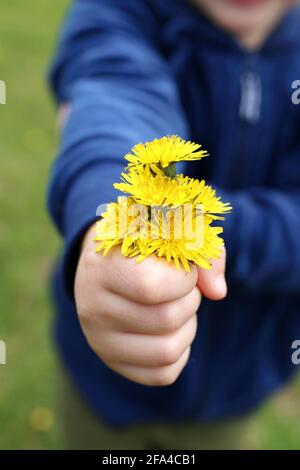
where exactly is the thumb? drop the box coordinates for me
[196,247,227,301]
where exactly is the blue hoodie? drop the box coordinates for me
[48,0,300,425]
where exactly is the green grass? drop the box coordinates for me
[0,0,68,450]
[0,0,300,450]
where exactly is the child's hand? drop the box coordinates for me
[74,225,227,386]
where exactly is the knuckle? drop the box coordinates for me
[155,303,180,332]
[181,289,201,323]
[189,315,198,343]
[151,366,179,387]
[134,269,160,304]
[77,305,96,328]
[156,338,181,366]
[191,287,202,311]
[183,314,198,346]
[75,292,91,319]
[80,249,104,285]
[155,288,201,334]
[77,300,106,328]
[83,248,98,270]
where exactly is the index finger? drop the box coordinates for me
[102,248,198,305]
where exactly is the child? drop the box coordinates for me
[48,0,300,449]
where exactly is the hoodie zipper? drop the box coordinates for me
[239,68,261,123]
[231,57,262,188]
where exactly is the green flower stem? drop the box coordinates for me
[163,162,177,179]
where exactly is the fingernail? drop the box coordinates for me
[215,274,227,297]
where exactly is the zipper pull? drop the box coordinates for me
[239,71,261,123]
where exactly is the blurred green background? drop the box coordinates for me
[0,0,300,450]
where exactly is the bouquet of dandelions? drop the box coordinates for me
[94,136,231,272]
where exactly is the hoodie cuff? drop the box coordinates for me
[61,161,122,299]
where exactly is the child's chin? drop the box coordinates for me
[224,0,269,7]
[200,1,274,36]
[197,0,276,30]
[215,13,265,35]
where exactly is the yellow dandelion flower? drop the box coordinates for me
[134,209,224,271]
[95,199,225,271]
[95,136,231,271]
[125,135,208,170]
[182,176,232,219]
[114,166,194,206]
[114,167,231,219]
[94,196,149,255]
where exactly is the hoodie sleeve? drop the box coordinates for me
[219,180,300,294]
[47,0,188,297]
